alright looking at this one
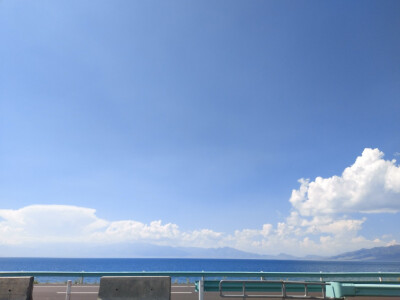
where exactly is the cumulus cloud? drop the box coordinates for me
[99,220,180,242]
[270,147,400,255]
[229,148,399,255]
[290,148,400,216]
[0,148,398,256]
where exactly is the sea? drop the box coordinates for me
[1,258,400,283]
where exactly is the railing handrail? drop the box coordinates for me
[0,271,400,279]
[218,280,331,299]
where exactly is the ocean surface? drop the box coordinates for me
[1,258,400,283]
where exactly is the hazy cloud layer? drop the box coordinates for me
[0,205,225,248]
[0,148,399,256]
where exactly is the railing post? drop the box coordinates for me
[65,280,72,300]
[282,281,286,299]
[199,276,204,300]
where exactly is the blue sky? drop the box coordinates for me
[1,0,400,257]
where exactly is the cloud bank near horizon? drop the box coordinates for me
[1,148,399,256]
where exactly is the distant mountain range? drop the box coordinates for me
[330,245,400,261]
[1,242,400,261]
[173,245,400,261]
[101,243,400,261]
[165,244,400,261]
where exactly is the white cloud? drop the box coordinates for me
[181,229,225,248]
[0,148,399,256]
[0,203,394,256]
[290,148,400,216]
[99,220,180,242]
[0,205,222,249]
[0,205,108,244]
[226,148,400,255]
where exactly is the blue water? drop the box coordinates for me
[1,258,400,282]
[2,257,400,272]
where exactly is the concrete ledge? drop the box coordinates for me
[0,277,34,300]
[98,276,171,300]
[326,282,400,298]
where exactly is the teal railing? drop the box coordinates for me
[0,271,400,280]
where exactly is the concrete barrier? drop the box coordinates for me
[326,282,400,298]
[0,277,34,300]
[98,276,171,300]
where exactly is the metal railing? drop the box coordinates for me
[219,280,331,299]
[1,271,400,280]
[1,271,400,300]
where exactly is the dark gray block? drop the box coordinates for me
[98,276,171,300]
[0,277,34,300]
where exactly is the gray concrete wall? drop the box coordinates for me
[0,277,34,300]
[98,276,171,300]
